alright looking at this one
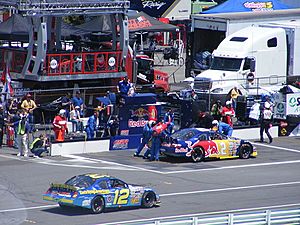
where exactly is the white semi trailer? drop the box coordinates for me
[193,20,300,95]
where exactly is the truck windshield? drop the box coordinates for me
[210,57,242,71]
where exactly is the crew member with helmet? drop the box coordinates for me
[133,120,154,157]
[221,101,235,127]
[260,101,273,143]
[53,109,68,142]
[164,109,174,135]
[212,120,233,137]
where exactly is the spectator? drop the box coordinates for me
[210,100,223,121]
[61,92,72,121]
[260,101,273,143]
[229,86,242,110]
[8,98,19,117]
[221,101,235,127]
[85,110,99,140]
[70,106,83,133]
[11,109,21,149]
[189,89,198,101]
[107,115,119,137]
[29,133,49,158]
[15,110,30,157]
[20,93,37,130]
[53,109,68,142]
[0,104,5,148]
[71,91,84,117]
[211,120,233,137]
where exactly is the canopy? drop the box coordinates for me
[128,11,178,33]
[76,15,112,33]
[0,14,30,41]
[203,0,292,14]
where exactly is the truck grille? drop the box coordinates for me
[193,77,212,91]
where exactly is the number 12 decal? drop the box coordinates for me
[113,189,130,205]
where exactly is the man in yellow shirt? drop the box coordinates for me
[21,93,37,131]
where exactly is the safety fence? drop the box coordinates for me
[103,207,300,225]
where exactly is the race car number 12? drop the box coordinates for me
[113,189,129,205]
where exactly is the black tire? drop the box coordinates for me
[191,147,204,162]
[91,196,105,214]
[239,144,252,159]
[142,191,156,208]
[58,203,69,209]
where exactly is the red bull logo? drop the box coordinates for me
[130,108,149,118]
[112,139,129,149]
[128,119,147,128]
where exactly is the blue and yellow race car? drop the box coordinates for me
[43,173,160,213]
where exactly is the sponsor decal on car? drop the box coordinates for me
[82,199,91,206]
[79,190,110,195]
[175,148,188,153]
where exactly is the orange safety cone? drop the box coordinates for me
[56,129,65,142]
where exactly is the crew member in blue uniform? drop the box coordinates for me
[212,120,233,137]
[85,110,99,140]
[117,76,132,98]
[164,109,174,135]
[133,121,153,157]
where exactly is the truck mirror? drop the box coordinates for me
[250,59,256,72]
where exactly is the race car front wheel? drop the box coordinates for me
[239,144,252,159]
[142,191,156,208]
[191,147,204,162]
[91,196,105,214]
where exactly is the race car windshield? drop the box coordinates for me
[171,129,198,141]
[65,175,95,189]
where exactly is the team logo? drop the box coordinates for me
[112,139,129,149]
[131,108,149,118]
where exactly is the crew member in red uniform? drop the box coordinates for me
[53,109,68,142]
[221,101,235,127]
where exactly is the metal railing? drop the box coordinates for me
[102,207,300,225]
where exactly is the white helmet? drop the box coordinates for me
[226,100,232,106]
[264,102,271,109]
[59,109,66,115]
[212,120,219,126]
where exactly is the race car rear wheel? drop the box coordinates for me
[91,196,105,214]
[191,147,204,162]
[142,191,156,208]
[58,203,70,209]
[239,144,252,159]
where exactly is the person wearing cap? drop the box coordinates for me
[71,91,84,117]
[20,93,37,131]
[13,110,31,157]
[259,100,273,143]
[221,100,235,127]
[210,100,223,121]
[53,109,68,142]
[70,105,83,133]
[211,120,233,137]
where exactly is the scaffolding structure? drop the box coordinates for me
[0,0,130,16]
